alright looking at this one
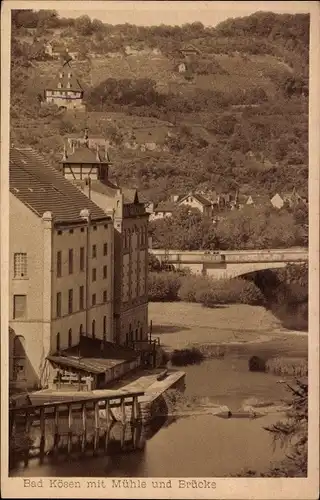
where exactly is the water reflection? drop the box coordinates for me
[10,356,293,478]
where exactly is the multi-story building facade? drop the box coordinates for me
[9,147,115,390]
[60,138,149,346]
[43,60,85,110]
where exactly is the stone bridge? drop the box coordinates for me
[150,248,308,279]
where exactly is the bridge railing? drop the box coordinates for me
[151,249,308,264]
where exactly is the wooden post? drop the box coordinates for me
[133,423,142,449]
[53,406,59,450]
[93,402,100,453]
[131,396,139,422]
[120,397,126,425]
[120,423,126,449]
[104,424,110,452]
[94,401,99,429]
[67,404,73,454]
[105,399,110,426]
[25,409,31,434]
[81,403,87,453]
[39,407,45,461]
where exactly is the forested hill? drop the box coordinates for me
[11,10,309,202]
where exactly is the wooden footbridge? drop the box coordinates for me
[9,391,145,465]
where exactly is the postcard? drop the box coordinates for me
[1,1,319,498]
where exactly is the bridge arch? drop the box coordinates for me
[205,261,287,280]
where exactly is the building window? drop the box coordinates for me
[68,249,73,274]
[93,226,97,231]
[92,320,96,338]
[13,295,27,319]
[68,72,72,78]
[58,82,62,89]
[103,290,107,303]
[80,247,85,271]
[103,265,107,279]
[92,293,96,306]
[68,328,72,348]
[79,324,83,336]
[81,228,84,233]
[56,292,61,317]
[56,332,60,352]
[56,251,62,277]
[79,286,84,310]
[14,253,27,278]
[92,244,97,258]
[69,229,74,234]
[13,336,26,381]
[103,243,108,256]
[68,289,73,314]
[92,268,96,282]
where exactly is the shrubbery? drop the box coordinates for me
[170,347,204,366]
[148,272,181,302]
[148,272,265,307]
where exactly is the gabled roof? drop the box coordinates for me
[121,188,139,205]
[246,195,271,206]
[180,43,201,54]
[47,61,83,92]
[154,201,176,213]
[178,192,212,207]
[62,145,109,164]
[237,194,249,204]
[10,148,109,224]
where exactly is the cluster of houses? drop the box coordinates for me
[146,189,307,221]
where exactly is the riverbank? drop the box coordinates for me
[149,302,308,355]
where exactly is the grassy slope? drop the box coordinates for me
[28,49,295,155]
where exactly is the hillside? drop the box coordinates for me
[10,10,309,202]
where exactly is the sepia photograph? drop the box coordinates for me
[1,1,319,498]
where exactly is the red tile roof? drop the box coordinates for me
[10,147,110,224]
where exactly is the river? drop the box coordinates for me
[10,303,307,478]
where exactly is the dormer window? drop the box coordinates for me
[58,82,62,89]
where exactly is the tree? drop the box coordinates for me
[74,15,92,36]
[236,379,308,477]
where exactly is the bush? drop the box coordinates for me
[191,343,226,359]
[249,355,267,372]
[201,278,265,307]
[148,272,181,301]
[266,357,308,377]
[170,347,204,366]
[178,275,211,302]
[148,273,265,307]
